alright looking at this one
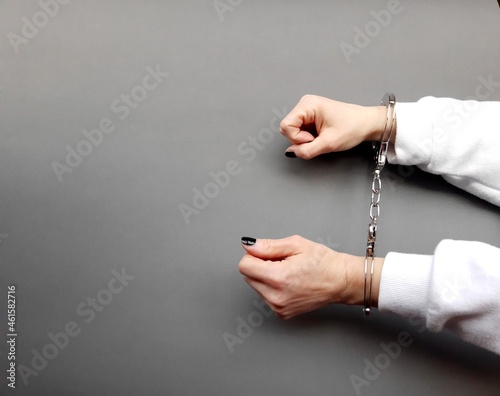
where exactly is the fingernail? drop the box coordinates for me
[285,151,296,158]
[241,236,256,246]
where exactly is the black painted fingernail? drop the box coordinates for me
[241,236,256,246]
[285,151,297,158]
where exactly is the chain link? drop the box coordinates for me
[364,93,396,317]
[369,170,382,221]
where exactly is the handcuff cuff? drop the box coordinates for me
[363,93,396,316]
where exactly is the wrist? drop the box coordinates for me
[365,106,398,144]
[363,106,387,142]
[344,254,384,307]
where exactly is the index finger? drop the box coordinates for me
[238,253,281,284]
[280,99,317,144]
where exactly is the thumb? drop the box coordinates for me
[286,135,332,160]
[241,236,302,261]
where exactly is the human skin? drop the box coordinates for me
[238,94,395,319]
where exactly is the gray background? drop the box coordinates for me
[1,0,500,395]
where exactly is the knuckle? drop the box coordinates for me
[267,272,282,290]
[279,119,288,134]
[300,94,313,102]
[269,291,286,309]
[261,238,273,252]
[268,292,279,307]
[238,256,250,274]
[275,311,286,320]
[289,234,304,246]
[268,266,288,290]
[301,148,313,160]
[274,307,291,320]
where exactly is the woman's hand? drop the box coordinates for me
[280,95,389,159]
[238,236,383,319]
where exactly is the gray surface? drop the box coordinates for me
[1,0,500,395]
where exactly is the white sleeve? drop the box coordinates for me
[381,97,500,354]
[387,96,500,206]
[379,240,500,354]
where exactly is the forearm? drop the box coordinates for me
[379,240,500,355]
[386,97,500,206]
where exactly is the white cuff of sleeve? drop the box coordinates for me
[378,252,433,319]
[387,98,435,166]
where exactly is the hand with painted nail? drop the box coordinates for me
[238,236,382,319]
[280,95,389,159]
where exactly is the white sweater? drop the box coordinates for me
[380,97,500,354]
